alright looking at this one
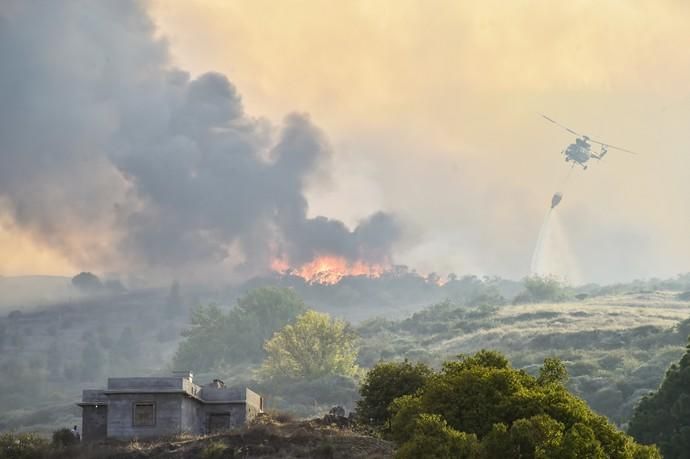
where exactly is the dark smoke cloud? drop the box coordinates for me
[0,0,400,277]
[279,212,400,267]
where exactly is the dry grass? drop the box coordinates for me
[433,291,690,355]
[52,416,393,458]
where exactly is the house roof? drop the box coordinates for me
[79,374,260,405]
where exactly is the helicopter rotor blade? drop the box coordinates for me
[540,114,581,136]
[587,138,639,155]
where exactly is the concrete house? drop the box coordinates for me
[78,372,263,441]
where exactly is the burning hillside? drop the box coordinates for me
[271,255,388,284]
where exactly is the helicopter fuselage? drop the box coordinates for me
[563,138,592,167]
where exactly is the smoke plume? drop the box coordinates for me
[0,1,400,278]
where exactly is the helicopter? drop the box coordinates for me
[541,114,638,169]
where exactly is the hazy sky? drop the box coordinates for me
[3,0,690,283]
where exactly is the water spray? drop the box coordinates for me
[530,164,577,278]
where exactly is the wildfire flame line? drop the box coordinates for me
[270,255,386,285]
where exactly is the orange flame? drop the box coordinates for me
[271,255,386,285]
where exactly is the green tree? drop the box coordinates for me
[557,423,606,459]
[479,423,512,459]
[628,339,690,458]
[260,310,358,381]
[507,415,564,458]
[173,304,227,372]
[389,350,659,459]
[455,349,509,370]
[173,287,306,371]
[357,359,432,429]
[538,357,568,385]
[396,414,480,459]
[230,286,308,358]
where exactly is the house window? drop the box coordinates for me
[132,402,156,426]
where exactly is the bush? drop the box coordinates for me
[0,432,48,458]
[272,411,296,423]
[514,275,569,304]
[201,440,232,459]
[389,351,660,458]
[311,443,335,459]
[396,414,480,459]
[52,428,79,448]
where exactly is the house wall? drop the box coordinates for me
[199,385,243,401]
[180,396,201,435]
[245,388,263,422]
[106,393,182,439]
[81,405,107,442]
[199,403,247,432]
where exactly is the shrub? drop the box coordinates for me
[389,351,660,458]
[311,443,335,459]
[395,414,480,459]
[52,428,79,448]
[201,440,231,459]
[272,411,296,423]
[514,275,569,304]
[0,432,48,459]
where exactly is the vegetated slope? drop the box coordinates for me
[0,288,189,433]
[358,291,690,426]
[0,273,485,433]
[237,272,522,323]
[2,278,689,434]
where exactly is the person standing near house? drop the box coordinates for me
[71,425,81,441]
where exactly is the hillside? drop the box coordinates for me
[358,290,690,425]
[1,278,689,433]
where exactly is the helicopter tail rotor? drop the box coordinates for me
[592,145,608,160]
